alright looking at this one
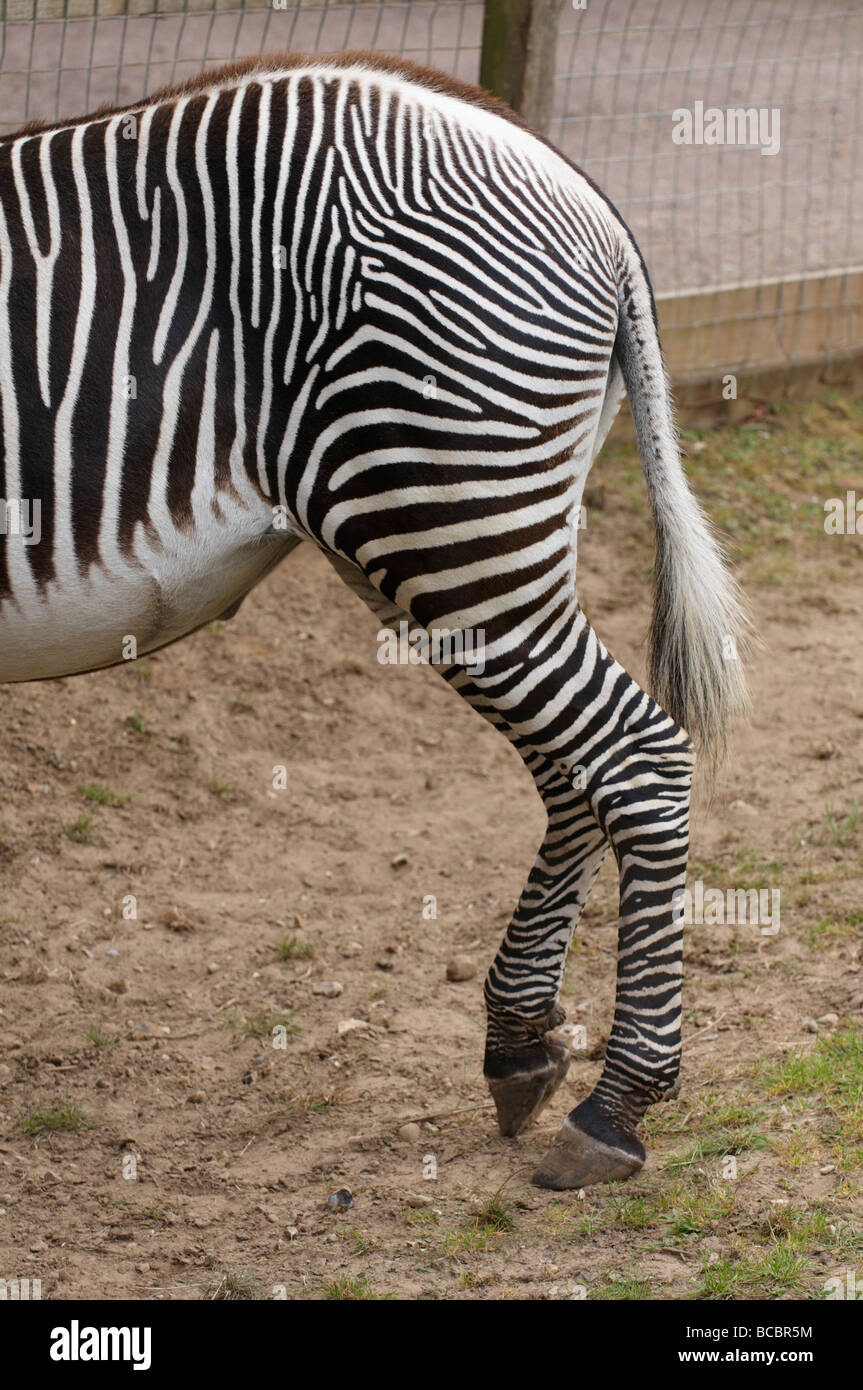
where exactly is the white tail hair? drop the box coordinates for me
[613,235,752,769]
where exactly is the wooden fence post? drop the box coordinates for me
[479,0,563,136]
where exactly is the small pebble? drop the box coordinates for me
[312,981,343,997]
[818,1012,839,1027]
[126,1022,170,1040]
[801,1017,819,1033]
[446,954,476,982]
[337,1018,368,1036]
[391,853,409,868]
[806,741,837,760]
[327,1187,354,1211]
[398,1122,421,1143]
[820,1164,836,1175]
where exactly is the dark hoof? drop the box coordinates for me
[487,1034,571,1138]
[532,1115,645,1190]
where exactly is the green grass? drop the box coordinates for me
[84,1019,119,1049]
[19,1102,93,1136]
[404,1207,440,1227]
[208,1270,266,1301]
[473,1193,516,1234]
[224,1009,301,1042]
[278,933,315,961]
[759,1028,863,1107]
[60,814,94,844]
[342,1227,377,1255]
[111,1200,175,1225]
[807,908,863,951]
[77,784,130,807]
[264,1091,345,1128]
[819,799,861,848]
[591,1276,653,1301]
[320,1275,394,1301]
[695,1245,808,1299]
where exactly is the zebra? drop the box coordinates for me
[0,50,750,1189]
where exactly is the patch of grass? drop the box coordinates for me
[125,711,150,738]
[473,1193,516,1234]
[60,813,94,844]
[320,1275,394,1300]
[695,1256,740,1298]
[757,1203,860,1255]
[208,1270,266,1301]
[404,1207,440,1226]
[443,1228,498,1257]
[772,1130,820,1169]
[759,1028,863,1107]
[111,1200,174,1225]
[543,1203,609,1240]
[606,1195,658,1230]
[664,1127,770,1170]
[84,1019,119,1049]
[19,1102,93,1136]
[657,1181,738,1238]
[696,1244,809,1300]
[807,908,863,951]
[444,1192,517,1258]
[733,844,786,891]
[209,778,234,800]
[646,1090,767,1140]
[278,933,315,961]
[342,1227,377,1255]
[77,784,130,807]
[591,1276,653,1300]
[819,799,861,848]
[224,1009,301,1042]
[264,1090,345,1128]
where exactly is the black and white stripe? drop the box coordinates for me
[0,54,749,1186]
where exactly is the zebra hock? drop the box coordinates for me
[0,52,751,1189]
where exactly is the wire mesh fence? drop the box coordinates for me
[554,0,863,402]
[0,0,860,404]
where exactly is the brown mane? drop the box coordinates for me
[2,50,526,143]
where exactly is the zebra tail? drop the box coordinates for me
[612,235,753,771]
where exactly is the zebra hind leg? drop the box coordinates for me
[531,715,694,1190]
[482,778,607,1138]
[442,671,609,1137]
[447,614,694,1189]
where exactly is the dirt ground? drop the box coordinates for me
[1,398,861,1302]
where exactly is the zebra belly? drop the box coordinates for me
[0,529,294,683]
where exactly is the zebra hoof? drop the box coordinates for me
[532,1115,645,1190]
[486,1034,571,1139]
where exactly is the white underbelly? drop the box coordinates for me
[0,518,298,683]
